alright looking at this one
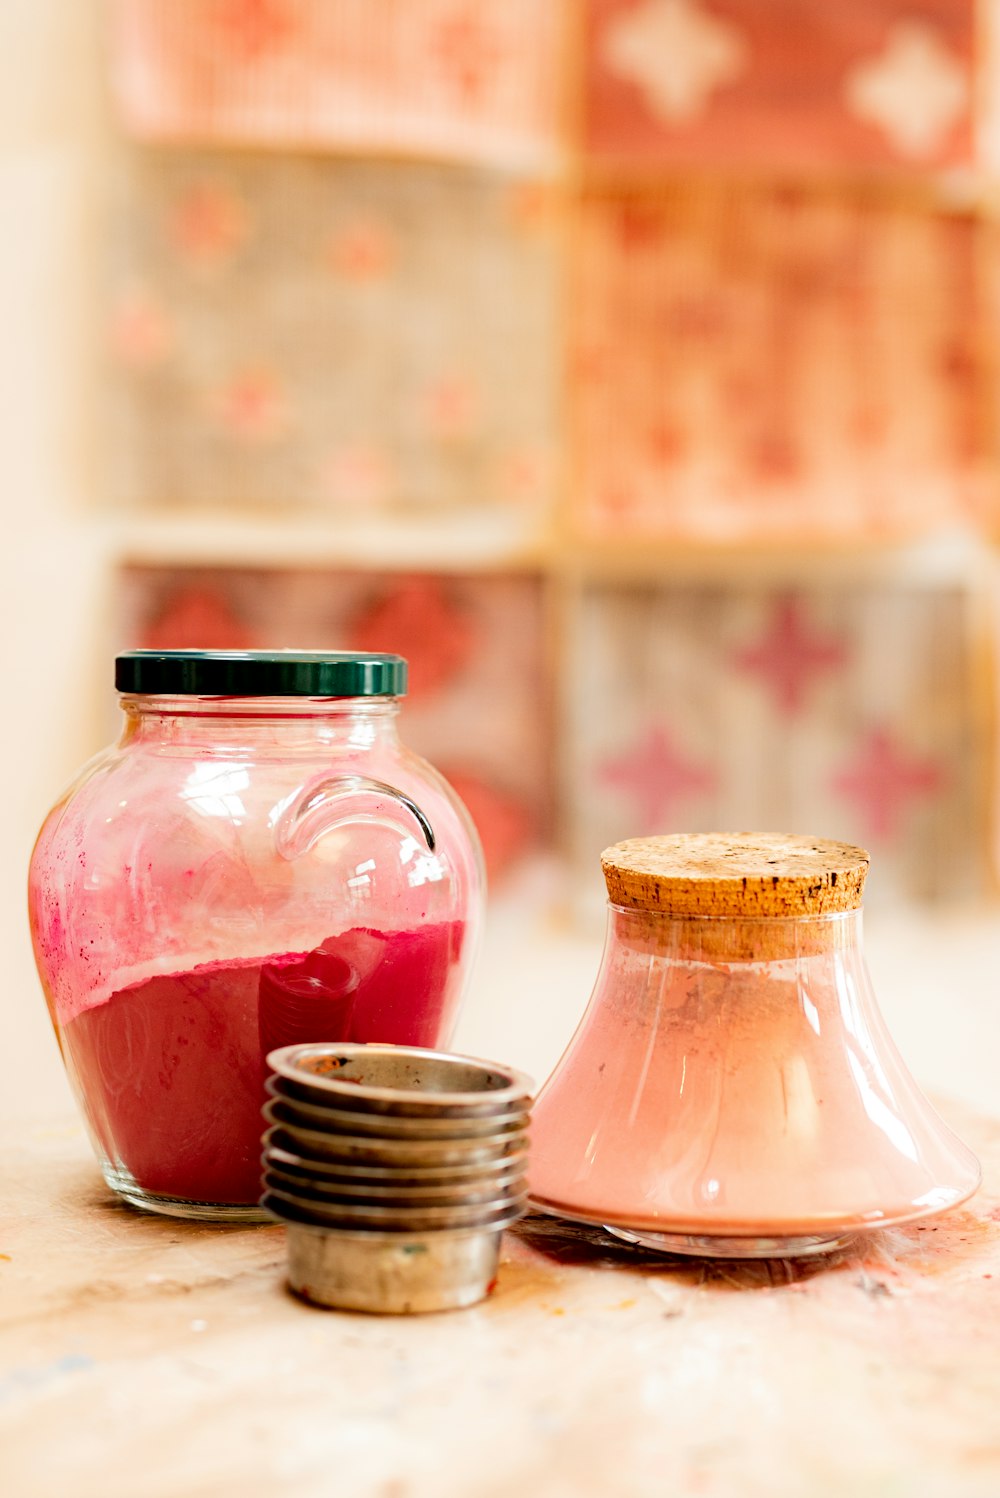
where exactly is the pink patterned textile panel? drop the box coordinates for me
[569,582,985,902]
[584,0,975,171]
[571,185,985,543]
[116,564,553,883]
[110,0,563,169]
[108,153,559,516]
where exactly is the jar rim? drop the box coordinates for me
[115,650,407,699]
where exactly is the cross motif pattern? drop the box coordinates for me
[601,0,748,123]
[844,21,967,158]
[141,587,256,650]
[214,367,288,441]
[432,8,508,105]
[831,728,945,842]
[171,182,248,268]
[210,0,297,60]
[585,0,975,171]
[348,577,476,700]
[110,286,173,370]
[598,725,716,831]
[731,598,849,716]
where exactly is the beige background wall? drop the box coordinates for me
[1,0,111,1115]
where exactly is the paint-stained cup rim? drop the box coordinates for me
[266,1043,534,1117]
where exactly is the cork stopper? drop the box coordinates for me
[601,833,869,919]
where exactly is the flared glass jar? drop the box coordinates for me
[28,651,484,1221]
[529,833,980,1257]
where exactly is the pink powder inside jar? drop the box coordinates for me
[61,921,464,1205]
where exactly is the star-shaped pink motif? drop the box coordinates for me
[110,286,173,370]
[171,182,248,268]
[141,587,256,650]
[747,430,803,483]
[616,201,665,251]
[349,577,475,702]
[432,9,506,104]
[423,375,479,440]
[831,728,945,842]
[663,296,728,340]
[598,725,716,830]
[214,367,287,441]
[210,0,296,60]
[732,598,848,717]
[328,222,395,283]
[646,420,687,468]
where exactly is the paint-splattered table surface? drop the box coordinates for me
[3,1102,1000,1498]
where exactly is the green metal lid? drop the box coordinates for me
[115,650,408,698]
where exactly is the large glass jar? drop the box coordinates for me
[29,650,484,1221]
[529,833,980,1257]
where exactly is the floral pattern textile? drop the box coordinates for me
[111,0,563,169]
[584,0,975,171]
[108,153,559,519]
[570,185,986,542]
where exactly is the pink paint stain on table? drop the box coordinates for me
[508,1198,1000,1302]
[60,922,464,1205]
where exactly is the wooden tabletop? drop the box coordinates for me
[3,1100,1000,1498]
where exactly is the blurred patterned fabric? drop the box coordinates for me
[106,3,1000,898]
[584,0,975,171]
[570,185,986,542]
[108,153,559,518]
[111,0,563,169]
[118,564,552,883]
[567,582,984,902]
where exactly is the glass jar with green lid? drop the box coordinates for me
[29,650,484,1221]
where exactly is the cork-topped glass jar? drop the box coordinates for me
[528,833,980,1257]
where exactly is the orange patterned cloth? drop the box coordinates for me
[571,185,987,542]
[584,0,975,171]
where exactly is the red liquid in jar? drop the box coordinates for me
[60,922,464,1205]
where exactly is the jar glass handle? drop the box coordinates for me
[273,773,435,862]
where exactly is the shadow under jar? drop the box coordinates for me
[528,833,980,1258]
[28,651,484,1221]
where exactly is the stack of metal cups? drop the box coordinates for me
[261,1043,532,1314]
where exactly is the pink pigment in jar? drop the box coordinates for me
[29,650,484,1220]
